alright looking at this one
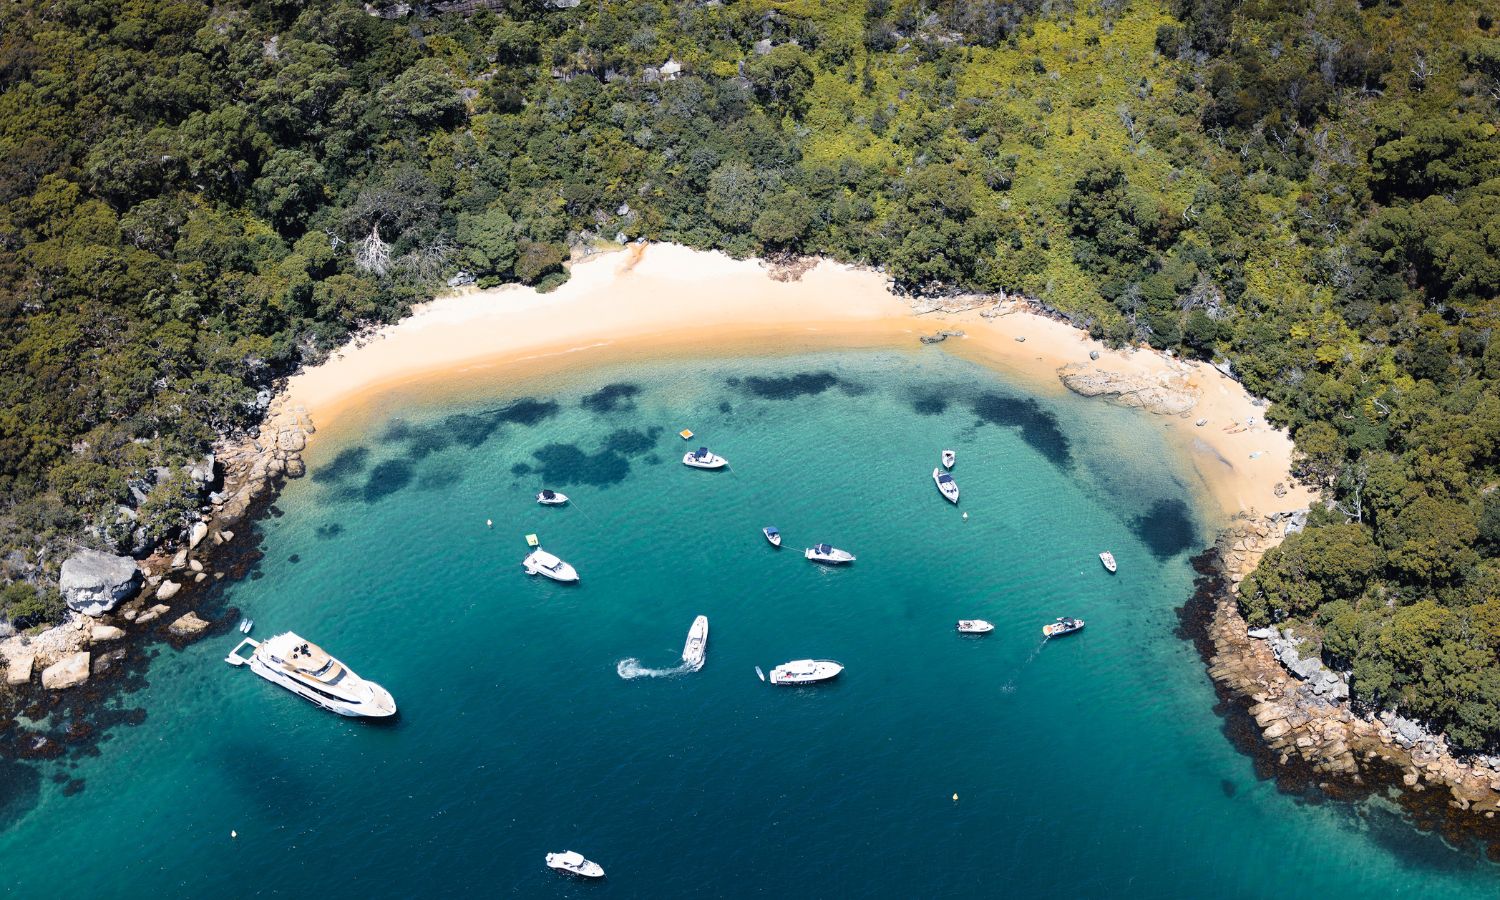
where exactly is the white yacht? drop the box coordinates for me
[545,851,604,879]
[1099,551,1117,573]
[805,543,855,565]
[682,446,727,469]
[942,449,956,469]
[956,619,994,634]
[932,468,960,503]
[225,632,395,718]
[681,615,709,671]
[523,547,580,583]
[1043,616,1086,638]
[536,489,569,506]
[763,525,782,548]
[762,659,844,685]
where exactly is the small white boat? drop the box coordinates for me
[762,525,782,547]
[1043,616,1085,638]
[545,851,604,879]
[681,615,709,671]
[522,547,579,583]
[956,619,994,634]
[764,659,843,685]
[682,446,727,469]
[1099,551,1117,573]
[932,468,959,504]
[239,618,254,634]
[805,543,855,565]
[536,489,569,506]
[225,632,396,718]
[942,449,956,469]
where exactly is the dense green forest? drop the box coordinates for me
[1,0,1497,744]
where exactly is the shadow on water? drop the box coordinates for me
[580,383,641,414]
[1129,498,1197,560]
[968,391,1073,467]
[309,446,370,483]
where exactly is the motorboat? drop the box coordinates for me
[545,851,604,879]
[805,543,855,565]
[225,632,396,718]
[522,547,580,583]
[932,468,960,504]
[761,659,843,685]
[681,615,709,670]
[956,619,994,634]
[942,449,956,469]
[682,446,727,469]
[1043,616,1085,638]
[763,525,782,547]
[1099,551,1117,573]
[536,489,569,506]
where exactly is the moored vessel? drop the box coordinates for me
[225,632,396,718]
[682,446,727,469]
[761,659,844,685]
[805,543,856,565]
[956,619,994,634]
[545,851,604,879]
[1042,616,1085,638]
[932,468,960,503]
[942,449,956,469]
[522,547,580,583]
[1099,551,1117,573]
[763,525,782,547]
[536,489,569,506]
[681,615,709,670]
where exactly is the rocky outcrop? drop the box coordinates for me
[1057,363,1199,416]
[156,580,181,601]
[40,651,91,689]
[5,652,34,685]
[168,612,209,637]
[58,550,140,615]
[89,624,125,643]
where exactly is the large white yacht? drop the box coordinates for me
[805,543,855,565]
[681,615,709,671]
[545,851,604,879]
[762,659,844,685]
[932,468,960,503]
[226,632,395,718]
[523,547,580,582]
[682,446,728,469]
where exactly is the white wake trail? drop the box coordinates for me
[616,657,692,679]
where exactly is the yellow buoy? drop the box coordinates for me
[679,429,694,440]
[525,533,540,547]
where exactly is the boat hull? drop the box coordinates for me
[768,660,844,684]
[247,655,396,718]
[933,468,960,503]
[681,615,709,671]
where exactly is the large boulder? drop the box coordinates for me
[168,612,209,637]
[40,651,91,689]
[59,550,140,616]
[5,652,34,685]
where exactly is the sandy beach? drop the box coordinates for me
[284,243,1316,523]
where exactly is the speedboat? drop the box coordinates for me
[536,489,569,506]
[932,468,959,503]
[522,547,579,583]
[1043,616,1085,638]
[762,659,843,685]
[942,449,956,469]
[682,446,727,469]
[681,615,709,670]
[763,526,782,547]
[805,543,855,565]
[226,632,396,718]
[545,851,604,879]
[956,619,994,634]
[1099,551,1117,573]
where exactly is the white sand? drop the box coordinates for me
[284,243,1316,523]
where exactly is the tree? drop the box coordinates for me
[1382,495,1480,584]
[1239,523,1382,623]
[456,207,519,279]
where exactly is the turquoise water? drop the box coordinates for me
[2,350,1496,897]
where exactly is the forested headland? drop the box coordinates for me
[2,0,1498,745]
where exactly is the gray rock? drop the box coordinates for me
[187,454,216,486]
[1246,627,1276,640]
[1290,656,1324,681]
[59,550,141,616]
[1393,716,1424,746]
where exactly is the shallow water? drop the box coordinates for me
[2,351,1495,897]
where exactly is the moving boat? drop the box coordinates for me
[225,632,396,718]
[762,525,782,547]
[682,446,727,469]
[1043,616,1085,638]
[956,619,994,634]
[681,615,709,671]
[1099,551,1117,573]
[762,659,844,685]
[522,547,580,583]
[805,543,856,565]
[545,851,604,879]
[536,489,569,506]
[942,449,956,469]
[932,468,960,504]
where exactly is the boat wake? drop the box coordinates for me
[616,658,692,679]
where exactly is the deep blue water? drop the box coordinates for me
[1,350,1496,897]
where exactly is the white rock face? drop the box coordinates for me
[5,652,35,685]
[189,521,209,548]
[41,651,91,689]
[156,580,181,600]
[90,625,125,642]
[58,550,141,616]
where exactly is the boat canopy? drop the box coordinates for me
[814,543,831,553]
[937,474,954,483]
[765,526,779,534]
[694,446,709,458]
[540,489,556,499]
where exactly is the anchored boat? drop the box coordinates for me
[762,525,782,547]
[536,489,569,506]
[1099,551,1117,573]
[761,659,844,685]
[932,468,960,503]
[545,851,604,879]
[805,543,855,565]
[681,615,709,671]
[956,619,994,634]
[942,449,956,469]
[523,547,580,583]
[225,632,395,718]
[682,446,727,469]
